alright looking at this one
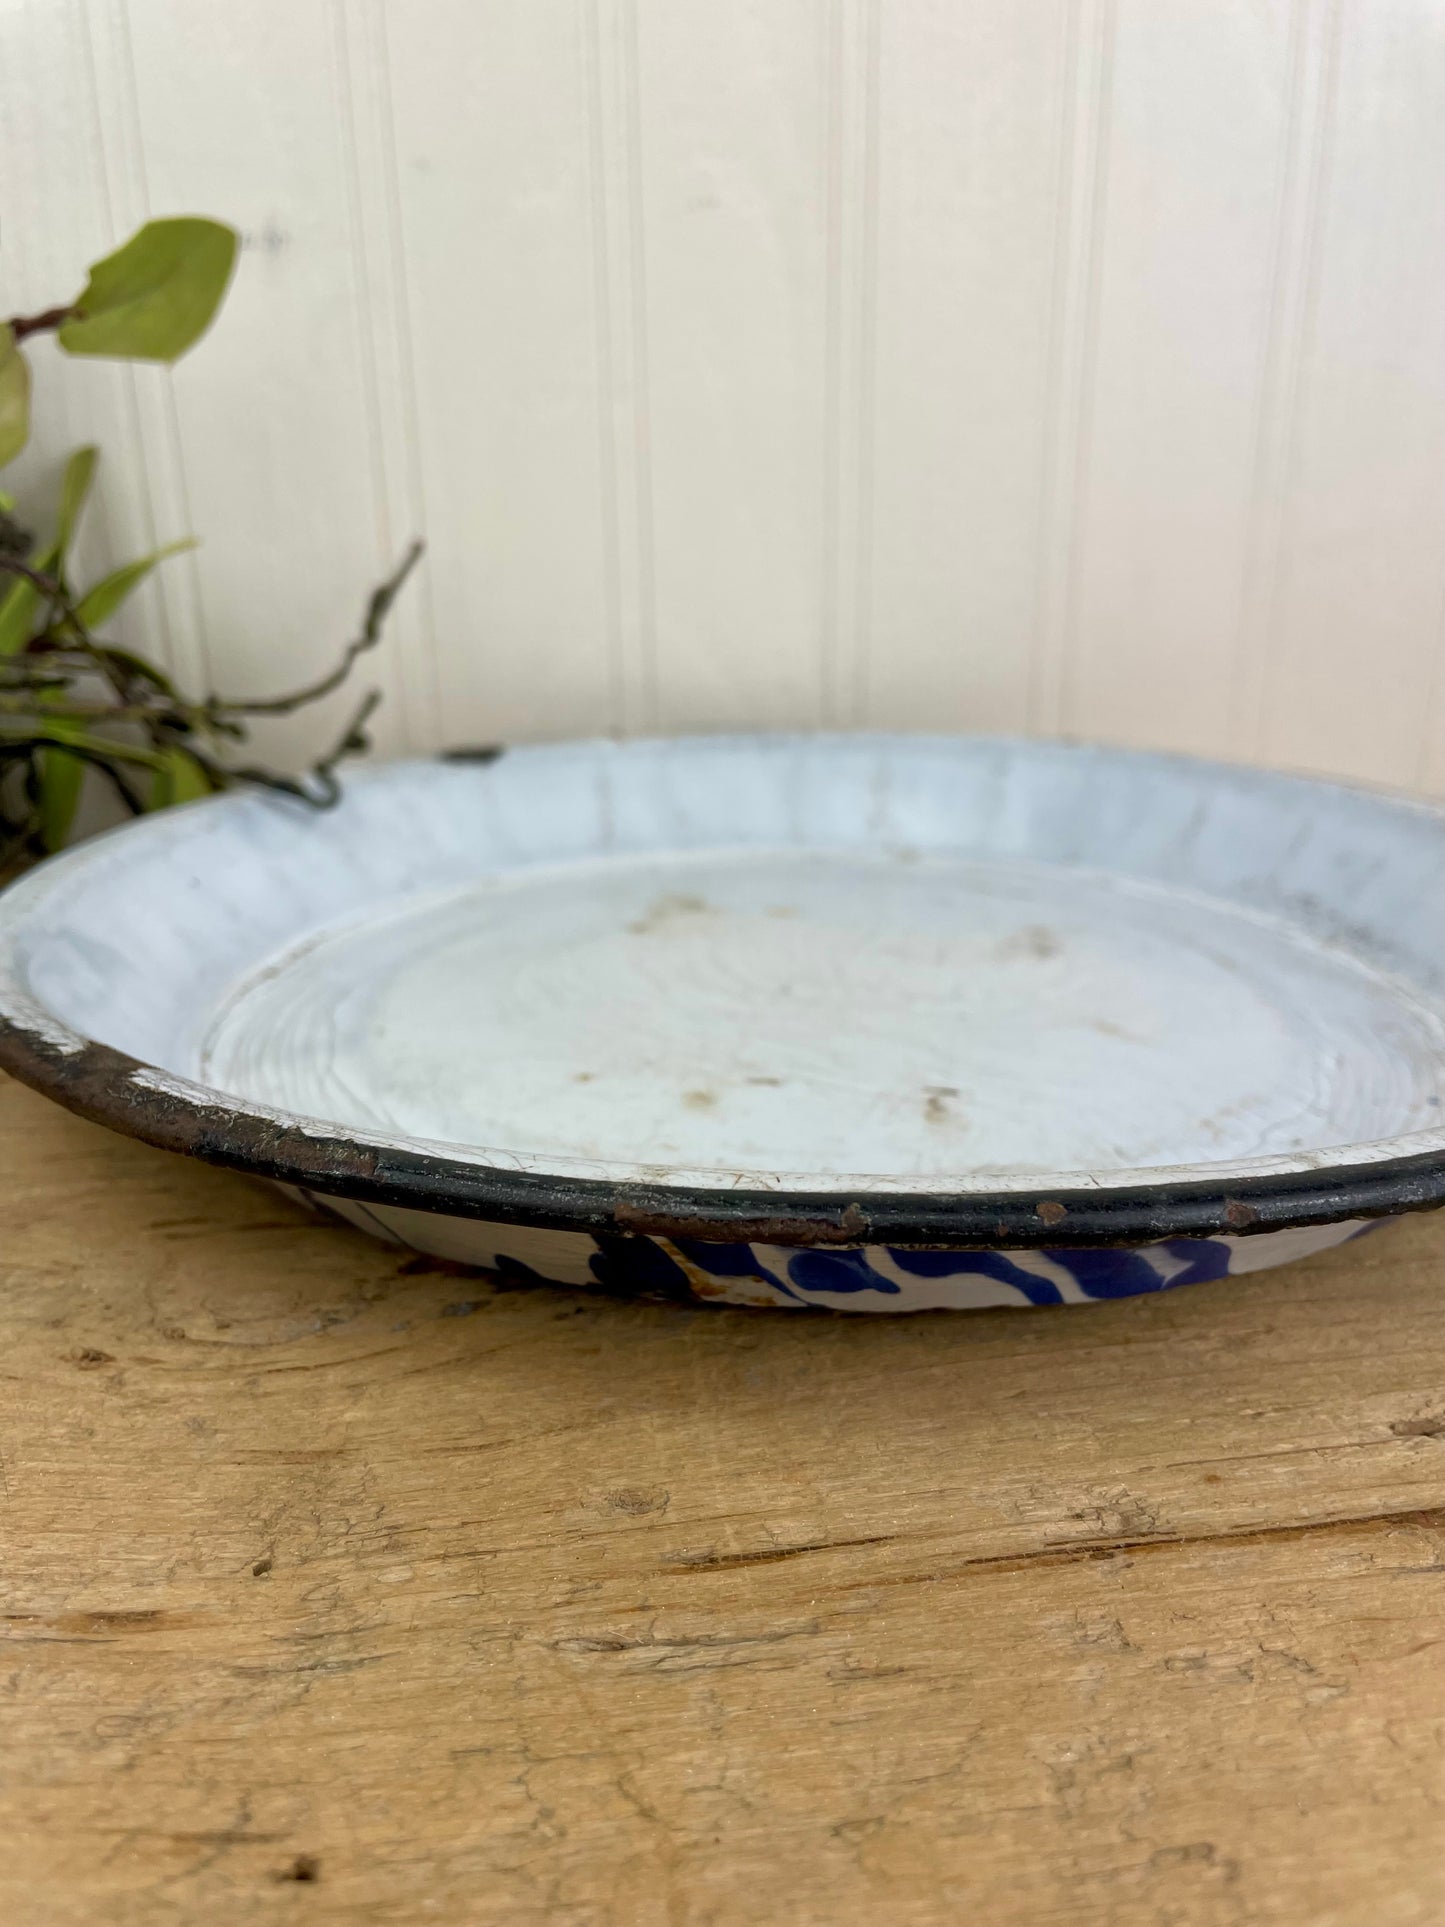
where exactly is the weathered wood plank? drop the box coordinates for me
[0,1072,1442,1925]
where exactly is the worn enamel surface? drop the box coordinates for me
[2,734,1445,1308]
[201,850,1444,1181]
[293,1191,1383,1312]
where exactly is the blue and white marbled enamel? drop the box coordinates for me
[304,1194,1383,1311]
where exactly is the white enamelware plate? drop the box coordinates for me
[1,733,1440,1311]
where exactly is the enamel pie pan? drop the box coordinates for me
[1,732,1442,1311]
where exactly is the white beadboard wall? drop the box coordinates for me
[4,0,1445,788]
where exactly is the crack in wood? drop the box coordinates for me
[831,1503,1445,1588]
[661,1533,901,1572]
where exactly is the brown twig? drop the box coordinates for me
[0,537,422,871]
[213,540,423,715]
[5,306,75,343]
[0,737,148,814]
[4,306,75,344]
[0,559,133,704]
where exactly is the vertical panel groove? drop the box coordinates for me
[819,0,845,726]
[73,0,165,624]
[850,0,881,725]
[1229,0,1312,759]
[583,0,628,731]
[585,0,657,734]
[620,0,658,731]
[332,0,441,751]
[1266,0,1346,759]
[371,10,440,743]
[1234,0,1342,761]
[109,0,212,693]
[331,1,394,688]
[819,0,881,728]
[1056,0,1113,737]
[1029,0,1114,739]
[75,0,175,675]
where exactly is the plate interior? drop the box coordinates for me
[198,845,1445,1179]
[11,733,1445,1194]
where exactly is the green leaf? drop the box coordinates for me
[95,643,179,698]
[0,575,41,657]
[0,533,59,658]
[148,742,213,811]
[0,445,92,648]
[53,445,99,571]
[0,326,31,467]
[74,538,196,630]
[58,218,238,364]
[36,711,88,852]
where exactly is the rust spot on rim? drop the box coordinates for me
[0,1007,1432,1251]
[613,1198,872,1246]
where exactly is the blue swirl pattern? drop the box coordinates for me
[299,1189,1386,1310]
[586,1219,1384,1310]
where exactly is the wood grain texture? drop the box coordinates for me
[1,1070,1444,1925]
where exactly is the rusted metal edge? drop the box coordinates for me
[2,1016,1444,1250]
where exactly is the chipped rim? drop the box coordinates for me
[2,1000,1444,1250]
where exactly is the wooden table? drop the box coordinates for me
[2,1071,1444,1926]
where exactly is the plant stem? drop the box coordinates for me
[5,306,75,343]
[0,559,132,703]
[213,540,423,714]
[0,538,423,868]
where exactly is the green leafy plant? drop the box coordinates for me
[0,216,237,467]
[0,218,418,878]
